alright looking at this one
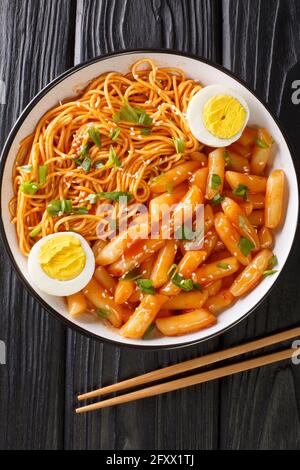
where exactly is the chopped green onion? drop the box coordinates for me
[255,137,269,149]
[143,323,155,339]
[109,127,121,141]
[47,199,72,216]
[263,269,278,277]
[80,143,90,159]
[97,308,109,318]
[138,112,152,126]
[73,157,84,166]
[175,225,195,241]
[20,165,32,173]
[211,174,222,190]
[94,161,104,169]
[38,165,47,184]
[81,156,92,173]
[238,237,255,256]
[47,199,63,216]
[113,100,152,127]
[223,151,233,167]
[167,263,178,279]
[88,126,102,149]
[61,199,72,214]
[136,278,155,295]
[233,184,248,201]
[140,128,151,136]
[122,269,143,281]
[192,282,202,291]
[217,262,230,270]
[173,138,185,154]
[171,273,201,292]
[20,182,39,195]
[105,145,121,168]
[98,191,132,202]
[73,206,89,215]
[211,193,224,205]
[268,255,278,269]
[86,191,132,204]
[29,224,42,238]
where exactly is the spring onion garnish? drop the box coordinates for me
[232,184,248,201]
[20,182,39,195]
[238,237,255,257]
[60,199,72,214]
[263,269,278,277]
[167,263,178,279]
[217,262,230,270]
[73,206,89,215]
[223,150,232,167]
[86,191,132,204]
[140,128,151,136]
[122,269,143,281]
[73,143,91,167]
[211,193,224,205]
[136,279,155,295]
[263,255,278,276]
[97,308,109,318]
[80,143,90,159]
[47,199,71,216]
[105,145,121,168]
[38,165,47,184]
[211,173,222,189]
[268,255,278,268]
[143,323,155,339]
[175,225,195,241]
[255,137,269,149]
[20,165,32,173]
[88,126,102,149]
[113,100,152,127]
[109,127,121,141]
[73,157,84,166]
[173,137,185,154]
[99,191,132,202]
[81,156,92,173]
[29,224,42,238]
[171,273,201,292]
[47,200,63,216]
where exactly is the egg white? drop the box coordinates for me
[186,84,250,147]
[28,232,95,296]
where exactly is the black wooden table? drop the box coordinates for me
[1,0,300,450]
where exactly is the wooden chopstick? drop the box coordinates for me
[77,325,300,401]
[76,346,300,413]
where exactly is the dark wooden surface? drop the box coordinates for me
[0,0,300,450]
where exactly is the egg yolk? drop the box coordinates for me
[39,235,86,281]
[202,94,246,139]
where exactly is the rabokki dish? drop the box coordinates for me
[9,59,286,340]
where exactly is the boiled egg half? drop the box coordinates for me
[187,85,250,147]
[28,232,95,296]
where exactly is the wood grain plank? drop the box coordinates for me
[0,0,76,450]
[220,0,300,450]
[65,0,222,451]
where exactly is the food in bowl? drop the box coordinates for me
[9,58,286,340]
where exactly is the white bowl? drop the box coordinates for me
[0,50,298,349]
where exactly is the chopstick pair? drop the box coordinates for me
[75,326,300,414]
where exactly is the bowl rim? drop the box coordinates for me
[0,48,299,351]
